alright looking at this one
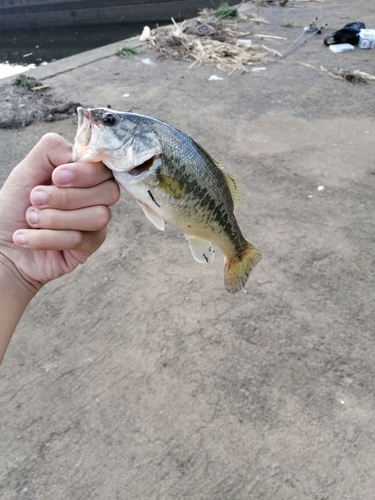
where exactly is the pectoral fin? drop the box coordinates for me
[137,201,165,231]
[185,235,215,264]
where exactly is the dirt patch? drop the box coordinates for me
[0,75,79,129]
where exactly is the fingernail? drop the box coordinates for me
[55,169,72,185]
[14,232,26,246]
[26,209,38,225]
[32,190,47,206]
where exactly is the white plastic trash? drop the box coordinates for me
[358,29,375,49]
[329,44,354,53]
[140,26,151,42]
[237,39,252,48]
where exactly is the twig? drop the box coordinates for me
[252,34,287,40]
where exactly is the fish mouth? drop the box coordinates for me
[128,155,156,177]
[77,106,90,128]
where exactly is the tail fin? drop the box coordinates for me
[224,242,261,293]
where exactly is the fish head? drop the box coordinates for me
[72,107,162,173]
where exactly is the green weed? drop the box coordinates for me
[14,74,34,91]
[215,1,237,19]
[116,45,139,58]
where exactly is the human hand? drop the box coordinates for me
[0,133,120,294]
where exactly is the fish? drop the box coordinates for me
[72,107,261,293]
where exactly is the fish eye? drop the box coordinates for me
[102,113,117,126]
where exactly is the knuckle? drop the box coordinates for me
[39,133,67,149]
[72,231,85,249]
[39,209,60,230]
[110,181,121,204]
[94,206,111,229]
[55,187,71,208]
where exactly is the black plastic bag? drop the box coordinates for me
[324,22,365,46]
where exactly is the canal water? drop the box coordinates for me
[0,23,160,79]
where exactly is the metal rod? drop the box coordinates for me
[277,17,318,60]
[276,23,326,61]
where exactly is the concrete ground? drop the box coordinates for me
[1,1,375,498]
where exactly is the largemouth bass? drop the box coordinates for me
[72,107,261,293]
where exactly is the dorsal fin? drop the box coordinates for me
[193,138,246,209]
[223,172,247,209]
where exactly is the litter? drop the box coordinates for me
[141,58,155,65]
[140,26,151,42]
[237,39,252,48]
[317,185,325,191]
[324,22,364,47]
[209,75,223,81]
[358,29,375,49]
[329,44,354,53]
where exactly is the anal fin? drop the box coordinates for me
[185,235,215,264]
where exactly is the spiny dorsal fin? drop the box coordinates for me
[223,172,247,210]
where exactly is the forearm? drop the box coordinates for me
[0,257,37,364]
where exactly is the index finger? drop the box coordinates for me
[52,161,114,188]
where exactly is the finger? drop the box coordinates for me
[13,228,107,254]
[10,134,72,187]
[52,161,114,188]
[30,179,120,210]
[25,205,111,232]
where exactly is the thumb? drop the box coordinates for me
[9,133,73,188]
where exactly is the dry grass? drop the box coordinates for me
[146,9,271,74]
[320,67,375,84]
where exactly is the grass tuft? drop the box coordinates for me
[14,74,35,91]
[116,45,139,58]
[215,1,237,19]
[282,19,297,28]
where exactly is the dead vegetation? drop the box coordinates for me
[300,63,375,85]
[146,9,273,74]
[320,67,375,84]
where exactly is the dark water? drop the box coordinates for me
[0,23,163,78]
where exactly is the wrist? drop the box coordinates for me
[0,254,39,364]
[0,251,41,297]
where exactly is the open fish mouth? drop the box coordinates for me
[128,155,156,177]
[74,107,93,151]
[77,107,91,132]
